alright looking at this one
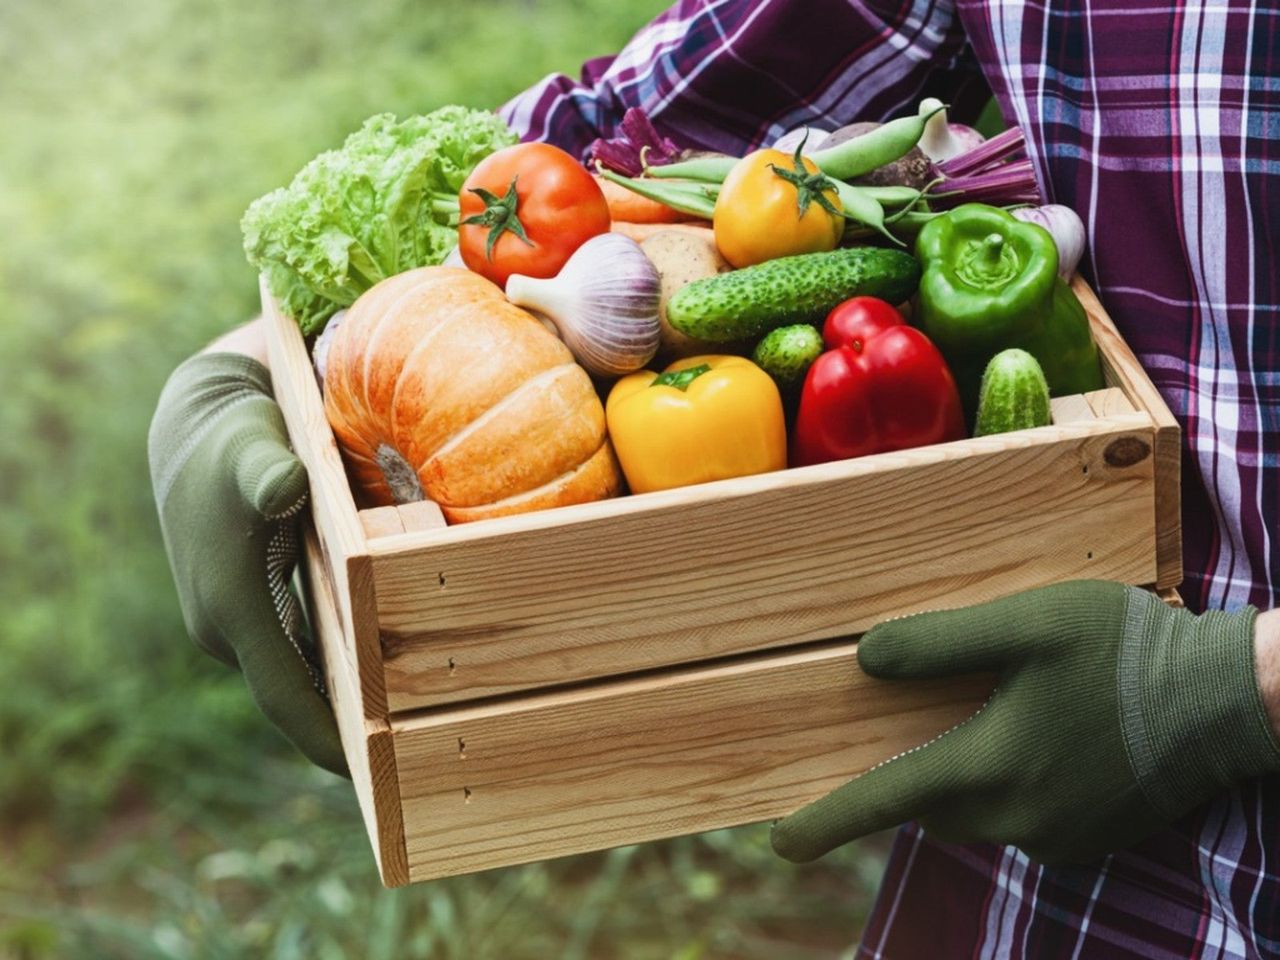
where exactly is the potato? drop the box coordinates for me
[610,220,712,244]
[639,228,749,360]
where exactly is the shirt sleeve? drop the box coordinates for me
[500,0,975,159]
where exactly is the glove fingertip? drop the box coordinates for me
[235,437,308,519]
[255,455,309,519]
[306,734,352,780]
[770,816,824,863]
[857,622,915,678]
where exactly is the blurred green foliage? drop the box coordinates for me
[0,0,887,955]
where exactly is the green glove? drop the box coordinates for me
[148,352,347,776]
[771,581,1280,865]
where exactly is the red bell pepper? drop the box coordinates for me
[792,297,965,466]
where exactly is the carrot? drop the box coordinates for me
[595,175,698,224]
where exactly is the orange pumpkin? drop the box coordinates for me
[323,266,622,523]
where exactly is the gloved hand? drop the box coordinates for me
[771,581,1280,865]
[148,351,347,776]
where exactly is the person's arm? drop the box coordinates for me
[501,0,977,159]
[203,316,268,365]
[1256,609,1280,737]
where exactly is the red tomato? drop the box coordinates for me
[458,143,611,288]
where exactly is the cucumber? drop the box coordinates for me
[666,247,921,342]
[752,324,823,391]
[973,349,1052,437]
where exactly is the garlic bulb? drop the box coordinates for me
[505,234,661,377]
[917,97,985,162]
[1011,204,1086,280]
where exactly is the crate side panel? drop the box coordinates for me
[1075,277,1181,588]
[301,527,407,886]
[374,417,1158,710]
[392,642,992,882]
[261,279,389,722]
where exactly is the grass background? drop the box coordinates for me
[0,0,892,955]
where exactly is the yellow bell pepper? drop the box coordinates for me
[606,355,787,494]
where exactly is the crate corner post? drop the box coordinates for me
[1074,276,1183,591]
[261,277,410,888]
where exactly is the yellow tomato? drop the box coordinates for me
[713,148,844,268]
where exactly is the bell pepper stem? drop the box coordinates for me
[651,363,711,391]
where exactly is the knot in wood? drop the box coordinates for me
[1103,436,1152,468]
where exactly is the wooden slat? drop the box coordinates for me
[393,640,994,882]
[301,526,408,886]
[1050,394,1096,425]
[1074,278,1182,588]
[363,502,448,541]
[262,283,402,882]
[360,506,405,540]
[397,500,447,533]
[373,414,1158,710]
[1085,387,1136,418]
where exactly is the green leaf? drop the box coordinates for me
[242,108,517,331]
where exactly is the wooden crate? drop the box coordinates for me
[265,275,1180,886]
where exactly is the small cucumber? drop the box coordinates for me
[666,247,921,342]
[973,349,1052,437]
[753,325,823,391]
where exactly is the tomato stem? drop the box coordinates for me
[768,135,844,222]
[462,176,535,261]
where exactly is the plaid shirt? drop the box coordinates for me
[501,0,1280,956]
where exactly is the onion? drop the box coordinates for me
[1011,204,1086,279]
[770,126,831,154]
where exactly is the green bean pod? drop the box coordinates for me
[643,154,738,183]
[857,184,931,206]
[807,105,944,181]
[595,167,720,219]
[834,182,899,245]
[844,209,941,243]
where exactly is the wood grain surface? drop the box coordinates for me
[300,527,408,886]
[372,414,1157,711]
[1072,277,1182,588]
[263,281,407,885]
[359,501,448,540]
[1049,393,1096,425]
[392,639,994,882]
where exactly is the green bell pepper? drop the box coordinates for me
[914,203,1103,412]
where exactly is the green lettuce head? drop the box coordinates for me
[242,106,517,334]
